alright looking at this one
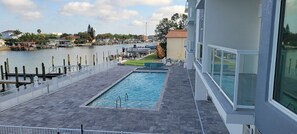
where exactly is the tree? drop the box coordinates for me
[4,38,18,46]
[45,34,58,39]
[0,33,2,39]
[74,32,92,44]
[155,18,174,44]
[60,33,71,38]
[178,14,188,29]
[15,30,22,35]
[87,24,96,40]
[155,13,187,57]
[37,29,41,34]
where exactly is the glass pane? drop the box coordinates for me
[221,52,236,101]
[207,48,214,76]
[213,50,222,86]
[273,0,297,114]
[238,55,258,106]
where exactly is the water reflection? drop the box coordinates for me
[0,44,147,73]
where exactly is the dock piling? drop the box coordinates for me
[85,55,87,65]
[52,56,55,72]
[4,62,8,80]
[23,66,26,81]
[80,56,82,65]
[96,53,98,64]
[1,65,5,92]
[35,67,38,77]
[64,66,67,74]
[63,59,66,67]
[6,58,9,73]
[68,54,71,72]
[42,63,46,81]
[15,67,19,89]
[78,63,81,70]
[93,54,95,66]
[103,52,105,62]
[77,55,79,65]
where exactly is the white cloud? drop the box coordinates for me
[131,20,145,27]
[60,1,138,21]
[150,5,185,22]
[116,0,171,6]
[21,11,41,20]
[0,0,41,20]
[60,2,95,16]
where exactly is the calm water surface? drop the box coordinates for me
[0,43,148,73]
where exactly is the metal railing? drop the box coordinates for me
[0,61,117,112]
[207,44,258,110]
[49,65,92,73]
[0,125,150,134]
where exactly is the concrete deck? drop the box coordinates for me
[188,69,229,134]
[0,65,228,133]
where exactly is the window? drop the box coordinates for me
[273,0,297,115]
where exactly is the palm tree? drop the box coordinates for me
[37,29,41,34]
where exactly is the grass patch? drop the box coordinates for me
[124,54,159,66]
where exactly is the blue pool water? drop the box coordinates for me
[87,72,167,109]
[213,75,235,101]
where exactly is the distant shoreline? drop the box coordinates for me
[0,46,10,51]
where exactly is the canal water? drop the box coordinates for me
[0,43,148,73]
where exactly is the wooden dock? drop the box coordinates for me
[0,80,31,84]
[6,73,62,78]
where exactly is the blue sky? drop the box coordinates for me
[0,0,185,35]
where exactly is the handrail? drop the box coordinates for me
[115,96,121,108]
[125,93,128,101]
[208,44,258,55]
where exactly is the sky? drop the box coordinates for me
[0,0,186,35]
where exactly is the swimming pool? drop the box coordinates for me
[86,71,168,110]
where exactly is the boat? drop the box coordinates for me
[56,40,74,48]
[10,42,36,51]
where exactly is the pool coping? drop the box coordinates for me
[80,68,170,111]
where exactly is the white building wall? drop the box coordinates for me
[204,0,260,50]
[167,38,186,60]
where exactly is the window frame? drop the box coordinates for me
[269,0,297,121]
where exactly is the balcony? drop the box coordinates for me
[207,44,258,110]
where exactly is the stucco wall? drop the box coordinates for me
[255,0,297,133]
[204,0,260,50]
[167,38,186,60]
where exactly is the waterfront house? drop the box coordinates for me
[1,30,22,39]
[65,35,80,43]
[56,39,74,47]
[166,30,187,60]
[186,0,297,133]
[0,39,5,46]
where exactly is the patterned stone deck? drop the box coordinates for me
[0,65,228,134]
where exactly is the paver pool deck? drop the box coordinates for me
[0,65,228,133]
